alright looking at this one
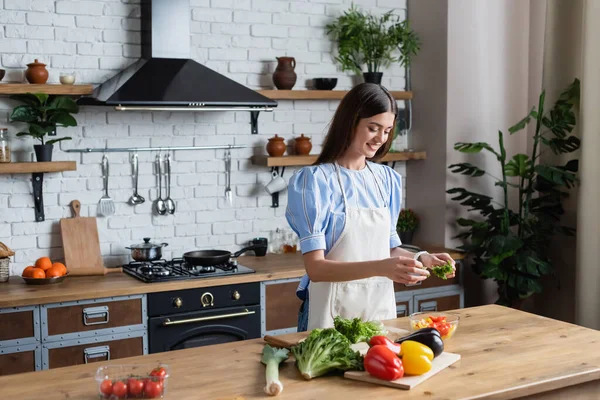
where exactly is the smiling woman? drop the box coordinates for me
[285,83,456,332]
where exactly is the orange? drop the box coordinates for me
[45,266,64,278]
[22,266,35,277]
[35,257,52,271]
[31,268,46,279]
[51,262,67,276]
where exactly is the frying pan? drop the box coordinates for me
[183,244,267,267]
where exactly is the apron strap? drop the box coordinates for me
[366,162,388,207]
[333,163,349,210]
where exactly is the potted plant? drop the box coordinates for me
[9,93,78,162]
[326,5,420,84]
[447,78,580,308]
[397,208,419,245]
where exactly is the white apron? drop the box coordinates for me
[307,163,396,330]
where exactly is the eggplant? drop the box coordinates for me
[395,328,444,358]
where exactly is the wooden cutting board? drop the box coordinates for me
[344,352,461,389]
[60,200,108,276]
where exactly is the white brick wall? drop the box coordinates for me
[0,0,408,275]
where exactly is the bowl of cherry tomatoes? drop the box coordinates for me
[408,312,460,340]
[96,364,169,399]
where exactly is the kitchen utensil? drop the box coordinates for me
[313,77,337,90]
[165,153,176,214]
[128,153,145,205]
[125,238,169,262]
[344,352,461,389]
[183,244,267,267]
[98,154,115,217]
[60,200,107,276]
[155,154,167,215]
[224,150,233,206]
[265,170,287,195]
[22,273,69,285]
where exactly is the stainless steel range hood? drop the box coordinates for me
[79,0,277,124]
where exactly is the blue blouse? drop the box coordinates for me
[285,162,404,299]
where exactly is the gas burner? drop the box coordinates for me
[140,265,170,276]
[186,265,216,274]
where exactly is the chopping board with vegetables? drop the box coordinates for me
[60,200,108,276]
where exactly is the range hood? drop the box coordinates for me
[79,0,277,126]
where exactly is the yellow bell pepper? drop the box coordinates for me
[399,340,433,375]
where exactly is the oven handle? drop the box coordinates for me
[162,309,256,326]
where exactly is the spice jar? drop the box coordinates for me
[0,128,10,163]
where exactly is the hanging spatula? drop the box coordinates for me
[98,154,115,217]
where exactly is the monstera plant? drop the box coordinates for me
[447,78,580,307]
[9,92,78,162]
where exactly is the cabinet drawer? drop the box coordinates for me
[263,279,302,332]
[0,344,41,375]
[0,306,40,347]
[41,295,146,342]
[42,332,147,370]
[394,262,461,293]
[396,300,410,318]
[414,292,462,313]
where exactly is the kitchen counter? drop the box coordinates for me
[0,246,464,308]
[2,304,599,399]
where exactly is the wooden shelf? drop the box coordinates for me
[0,161,77,174]
[0,84,93,95]
[256,90,412,100]
[251,151,426,167]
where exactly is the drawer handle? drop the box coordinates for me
[420,301,438,312]
[84,345,111,364]
[162,309,255,326]
[83,306,110,326]
[396,304,408,317]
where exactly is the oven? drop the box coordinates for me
[147,282,261,353]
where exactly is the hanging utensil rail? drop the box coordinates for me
[65,144,247,153]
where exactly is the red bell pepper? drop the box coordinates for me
[369,335,401,355]
[364,345,404,381]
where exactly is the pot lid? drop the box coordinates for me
[130,238,163,249]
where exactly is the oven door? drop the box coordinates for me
[148,304,261,354]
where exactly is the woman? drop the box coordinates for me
[285,83,456,331]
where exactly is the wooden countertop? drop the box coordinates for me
[2,305,600,399]
[0,246,464,308]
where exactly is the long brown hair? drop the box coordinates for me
[315,83,398,165]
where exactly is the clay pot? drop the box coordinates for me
[273,57,297,90]
[294,134,312,155]
[25,59,49,84]
[266,135,286,157]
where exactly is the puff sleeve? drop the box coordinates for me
[285,166,331,254]
[385,166,403,248]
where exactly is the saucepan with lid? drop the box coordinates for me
[126,238,169,261]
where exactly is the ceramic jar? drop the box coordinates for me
[294,134,312,155]
[266,135,286,157]
[272,57,297,90]
[25,59,49,84]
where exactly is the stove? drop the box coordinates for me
[122,258,256,283]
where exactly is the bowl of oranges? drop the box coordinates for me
[21,257,68,285]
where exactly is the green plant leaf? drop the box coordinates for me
[46,137,72,145]
[508,107,536,134]
[543,136,580,154]
[448,162,485,177]
[495,181,521,189]
[10,105,39,123]
[488,234,523,255]
[48,96,79,113]
[9,93,43,106]
[534,164,578,188]
[504,154,531,177]
[454,142,500,159]
[49,112,77,127]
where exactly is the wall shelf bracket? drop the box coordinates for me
[32,172,45,222]
[250,111,260,135]
[269,166,286,208]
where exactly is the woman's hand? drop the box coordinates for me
[421,253,456,279]
[379,256,430,285]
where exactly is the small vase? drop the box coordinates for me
[399,231,414,245]
[266,135,286,157]
[273,57,297,90]
[34,144,53,162]
[25,59,49,84]
[294,134,312,155]
[363,72,383,85]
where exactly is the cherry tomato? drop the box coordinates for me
[112,380,128,398]
[144,379,163,398]
[99,379,113,397]
[128,377,145,397]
